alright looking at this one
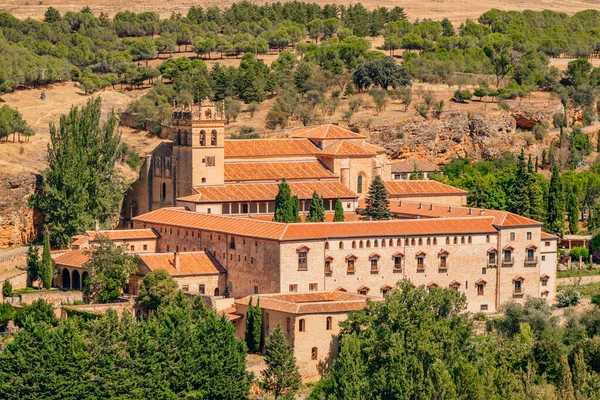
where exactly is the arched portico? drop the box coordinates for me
[62,268,71,289]
[72,270,81,290]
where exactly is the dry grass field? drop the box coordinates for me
[2,0,599,24]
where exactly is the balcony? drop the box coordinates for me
[502,257,515,267]
[417,265,425,273]
[524,256,538,267]
[487,260,498,268]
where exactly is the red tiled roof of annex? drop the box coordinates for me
[224,138,318,158]
[53,249,89,268]
[133,208,499,242]
[182,181,358,203]
[391,159,439,173]
[291,124,366,140]
[384,200,542,227]
[320,140,377,156]
[138,251,225,276]
[541,232,559,240]
[235,291,375,314]
[384,180,467,196]
[224,161,337,182]
[86,229,158,241]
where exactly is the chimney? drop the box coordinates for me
[429,204,433,210]
[173,251,180,271]
[448,206,452,212]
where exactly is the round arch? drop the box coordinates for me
[62,268,71,289]
[356,172,368,194]
[72,270,81,290]
[82,271,89,289]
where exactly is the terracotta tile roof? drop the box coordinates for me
[181,181,358,203]
[541,232,559,240]
[320,140,377,156]
[383,200,542,227]
[353,140,386,154]
[70,235,89,248]
[224,161,337,182]
[219,307,243,321]
[86,229,158,241]
[224,138,318,158]
[133,208,499,241]
[53,249,89,268]
[291,124,366,140]
[391,159,439,173]
[235,292,376,314]
[384,180,467,197]
[138,251,225,276]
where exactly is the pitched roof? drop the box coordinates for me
[384,180,467,197]
[384,200,542,227]
[320,140,377,156]
[291,124,366,140]
[70,235,89,248]
[53,249,89,268]
[224,161,337,182]
[391,159,439,173]
[133,208,499,242]
[181,181,358,203]
[85,229,158,241]
[224,138,318,158]
[235,292,374,314]
[541,232,559,240]
[138,251,225,276]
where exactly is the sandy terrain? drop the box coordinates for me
[3,0,599,24]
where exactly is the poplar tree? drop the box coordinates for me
[361,175,390,220]
[546,166,565,237]
[261,324,302,399]
[511,149,530,217]
[334,197,346,222]
[306,191,326,222]
[528,156,545,222]
[26,242,41,286]
[245,297,263,353]
[41,228,53,289]
[568,189,579,234]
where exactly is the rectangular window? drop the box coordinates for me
[510,232,516,241]
[199,284,205,294]
[298,251,308,271]
[541,279,548,287]
[488,252,496,265]
[514,280,522,294]
[289,284,298,293]
[542,255,546,261]
[503,250,512,263]
[206,156,216,167]
[143,244,148,251]
[439,256,447,270]
[309,283,318,291]
[480,304,488,311]
[545,241,551,247]
[325,260,332,274]
[527,232,532,240]
[476,283,484,296]
[311,347,318,360]
[347,259,355,273]
[299,319,305,332]
[182,285,189,292]
[326,317,332,330]
[370,259,378,272]
[130,245,135,251]
[394,256,402,271]
[254,285,259,294]
[286,318,291,333]
[417,256,425,270]
[242,204,249,213]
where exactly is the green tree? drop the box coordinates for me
[568,189,580,234]
[43,6,61,23]
[528,156,546,222]
[556,354,575,400]
[261,324,302,399]
[361,175,390,220]
[334,197,345,222]
[14,299,57,328]
[41,227,53,289]
[0,303,15,330]
[546,166,565,237]
[274,178,299,223]
[2,280,12,297]
[83,236,137,303]
[26,243,41,286]
[244,296,263,353]
[511,149,531,217]
[137,269,179,312]
[306,191,326,222]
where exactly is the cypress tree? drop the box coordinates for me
[291,195,301,223]
[549,144,556,168]
[361,175,390,220]
[274,179,293,223]
[245,297,256,352]
[541,149,547,168]
[306,191,325,222]
[556,354,575,400]
[26,242,41,286]
[511,149,530,217]
[546,166,565,237]
[528,157,545,222]
[334,197,345,222]
[568,189,579,234]
[261,324,302,399]
[41,227,53,289]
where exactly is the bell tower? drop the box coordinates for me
[171,99,225,199]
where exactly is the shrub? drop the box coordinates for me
[453,89,473,103]
[591,233,600,262]
[533,122,549,141]
[569,246,590,262]
[0,303,15,330]
[125,150,141,170]
[592,294,600,306]
[557,287,582,308]
[2,280,12,297]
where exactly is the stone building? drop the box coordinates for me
[390,159,439,180]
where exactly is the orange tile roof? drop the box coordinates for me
[53,249,89,268]
[291,124,366,140]
[384,180,467,197]
[224,161,337,182]
[320,140,377,156]
[383,200,542,227]
[391,159,439,173]
[235,292,375,314]
[182,181,358,203]
[86,229,158,241]
[138,251,225,276]
[244,212,360,222]
[224,138,318,158]
[541,232,559,240]
[70,235,89,248]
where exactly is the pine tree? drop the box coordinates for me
[26,242,41,286]
[41,227,53,289]
[274,179,293,223]
[511,149,531,217]
[306,191,326,222]
[556,354,575,400]
[261,324,302,399]
[546,166,565,237]
[244,297,263,353]
[528,157,545,223]
[361,175,390,220]
[429,359,457,400]
[568,189,579,234]
[317,335,368,399]
[572,349,591,400]
[334,197,345,222]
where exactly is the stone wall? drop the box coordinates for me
[61,300,135,319]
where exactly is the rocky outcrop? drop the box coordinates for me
[0,174,37,250]
[510,101,563,130]
[372,112,517,164]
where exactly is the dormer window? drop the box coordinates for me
[358,286,370,295]
[476,279,486,296]
[540,274,550,287]
[449,281,461,291]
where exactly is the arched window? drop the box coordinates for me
[211,130,217,146]
[339,241,344,249]
[214,288,220,296]
[433,237,437,245]
[418,238,423,246]
[453,236,458,244]
[468,236,472,244]
[352,241,356,249]
[366,240,371,248]
[161,182,167,200]
[486,235,490,243]
[411,238,416,246]
[200,130,206,146]
[446,237,450,245]
[357,175,364,194]
[426,238,431,245]
[325,242,330,250]
[299,319,306,332]
[461,236,465,244]
[326,316,332,330]
[374,239,378,247]
[381,239,386,248]
[359,240,364,248]
[390,239,394,247]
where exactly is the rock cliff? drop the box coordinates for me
[0,174,37,250]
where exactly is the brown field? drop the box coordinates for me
[2,0,600,24]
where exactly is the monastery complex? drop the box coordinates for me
[51,100,558,379]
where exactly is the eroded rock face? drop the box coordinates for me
[372,112,517,164]
[0,174,37,250]
[510,101,564,130]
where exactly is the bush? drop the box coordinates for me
[590,233,600,262]
[453,89,473,103]
[125,150,141,170]
[533,122,549,141]
[0,303,15,330]
[2,280,12,297]
[592,294,600,306]
[569,246,590,262]
[557,287,582,308]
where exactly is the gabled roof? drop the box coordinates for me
[381,285,394,291]
[53,249,89,268]
[513,276,525,281]
[181,181,358,203]
[86,229,158,241]
[291,124,366,140]
[224,138,318,158]
[391,159,439,173]
[540,274,550,279]
[392,251,405,257]
[345,254,358,260]
[541,232,559,240]
[357,285,371,292]
[320,140,377,156]
[475,279,487,285]
[449,281,461,287]
[369,253,381,259]
[235,292,374,314]
[224,161,337,182]
[138,251,225,276]
[427,282,439,287]
[384,181,467,197]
